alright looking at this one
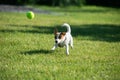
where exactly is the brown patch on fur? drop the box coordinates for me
[59,32,66,39]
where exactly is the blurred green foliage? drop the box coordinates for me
[86,0,120,8]
[0,0,120,7]
[0,0,86,6]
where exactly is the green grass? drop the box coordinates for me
[0,6,120,80]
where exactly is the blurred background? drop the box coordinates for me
[0,0,120,8]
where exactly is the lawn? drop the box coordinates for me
[0,6,120,80]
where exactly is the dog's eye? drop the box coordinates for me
[58,35,62,39]
[55,36,57,39]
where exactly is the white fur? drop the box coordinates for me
[51,23,73,55]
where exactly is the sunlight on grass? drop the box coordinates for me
[0,6,120,80]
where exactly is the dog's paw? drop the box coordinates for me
[66,52,69,55]
[51,48,55,51]
[70,45,73,49]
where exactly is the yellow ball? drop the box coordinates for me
[26,11,34,19]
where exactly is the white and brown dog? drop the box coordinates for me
[51,23,73,55]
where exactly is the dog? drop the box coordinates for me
[51,23,73,55]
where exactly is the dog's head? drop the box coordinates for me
[54,28,66,44]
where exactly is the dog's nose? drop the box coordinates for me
[55,41,58,43]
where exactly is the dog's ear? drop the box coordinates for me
[54,28,58,35]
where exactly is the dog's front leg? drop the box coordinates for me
[51,43,58,50]
[65,44,69,55]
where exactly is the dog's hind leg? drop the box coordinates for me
[65,44,69,55]
[70,37,73,48]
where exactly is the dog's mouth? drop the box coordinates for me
[55,39,61,44]
[55,38,66,44]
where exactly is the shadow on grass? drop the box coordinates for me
[71,24,120,42]
[22,49,52,55]
[0,24,120,42]
[0,25,54,34]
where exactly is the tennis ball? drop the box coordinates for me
[26,11,34,19]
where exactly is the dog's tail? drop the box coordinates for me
[62,23,71,33]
